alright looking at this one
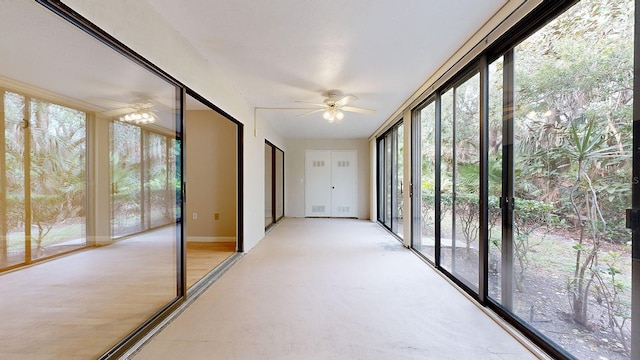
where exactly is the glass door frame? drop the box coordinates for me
[377,120,404,238]
[407,1,638,358]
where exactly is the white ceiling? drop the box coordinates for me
[146,0,508,139]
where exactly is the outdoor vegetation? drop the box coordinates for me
[1,92,177,271]
[1,92,86,267]
[417,0,633,358]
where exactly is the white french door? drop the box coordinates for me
[305,150,357,218]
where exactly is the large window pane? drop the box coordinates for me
[1,93,87,267]
[0,1,181,358]
[29,98,86,261]
[414,101,436,261]
[393,123,404,237]
[111,121,142,237]
[453,73,480,290]
[440,88,454,269]
[498,0,633,357]
[378,122,404,238]
[147,132,172,228]
[440,73,481,292]
[488,57,504,302]
[1,91,26,269]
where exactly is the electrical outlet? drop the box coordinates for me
[214,213,219,220]
[192,212,198,220]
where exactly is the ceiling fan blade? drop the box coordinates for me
[334,95,358,108]
[85,97,132,109]
[296,108,326,117]
[99,107,136,117]
[342,106,375,115]
[295,100,327,107]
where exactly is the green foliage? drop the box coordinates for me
[3,93,86,252]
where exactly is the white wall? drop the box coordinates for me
[62,0,282,252]
[285,138,370,220]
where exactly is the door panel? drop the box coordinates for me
[331,151,357,218]
[305,150,357,218]
[305,150,332,217]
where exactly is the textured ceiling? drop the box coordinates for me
[146,0,508,138]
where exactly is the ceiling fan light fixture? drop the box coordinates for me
[322,107,343,123]
[295,91,374,122]
[119,110,156,125]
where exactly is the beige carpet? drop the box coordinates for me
[132,218,543,360]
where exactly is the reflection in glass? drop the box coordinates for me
[393,124,404,237]
[111,121,142,237]
[2,91,27,269]
[147,132,172,228]
[29,98,86,261]
[1,92,87,268]
[0,1,180,358]
[440,89,454,271]
[111,122,176,237]
[415,101,436,261]
[439,74,481,291]
[487,58,504,302]
[452,73,480,290]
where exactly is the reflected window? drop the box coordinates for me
[1,91,87,268]
[110,121,176,238]
[0,1,181,358]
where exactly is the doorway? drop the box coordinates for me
[305,150,357,218]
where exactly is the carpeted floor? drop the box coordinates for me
[132,218,544,360]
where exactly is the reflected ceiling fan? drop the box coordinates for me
[85,98,159,125]
[296,90,375,123]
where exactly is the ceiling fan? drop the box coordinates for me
[85,98,159,125]
[296,90,375,123]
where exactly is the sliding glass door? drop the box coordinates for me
[409,0,635,357]
[436,73,482,291]
[490,0,634,355]
[265,141,284,229]
[377,121,404,238]
[413,99,437,262]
